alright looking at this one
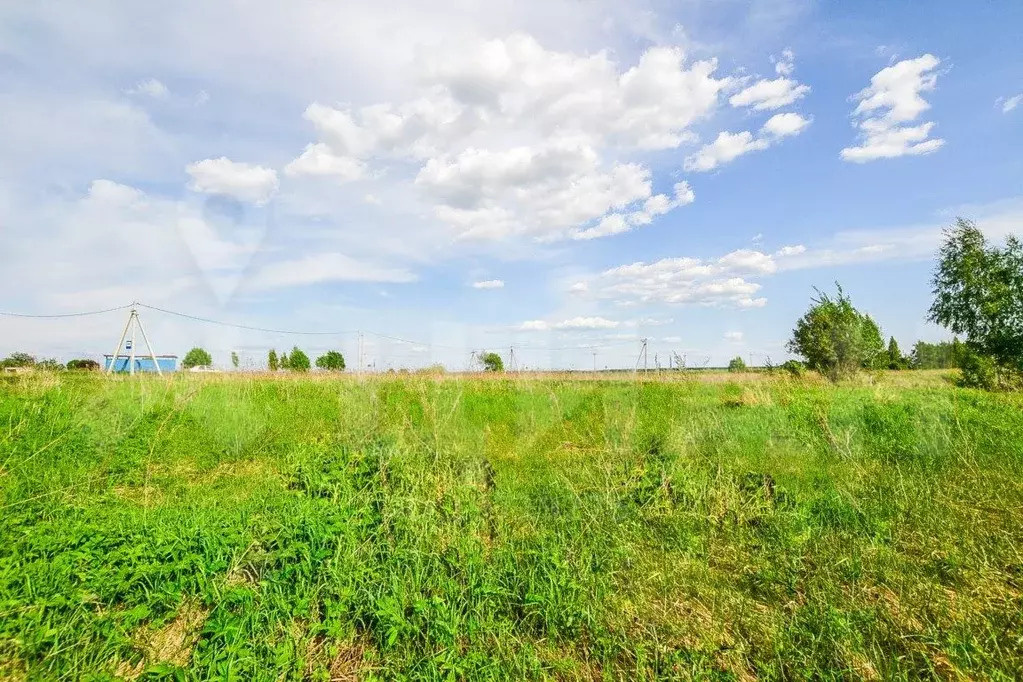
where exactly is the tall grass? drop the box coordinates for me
[1,372,1021,680]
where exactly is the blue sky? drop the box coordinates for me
[1,0,1021,370]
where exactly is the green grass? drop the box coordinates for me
[1,372,1022,680]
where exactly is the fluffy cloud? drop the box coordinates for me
[517,315,666,331]
[586,249,777,307]
[287,35,742,242]
[1001,94,1022,113]
[284,144,367,182]
[724,331,744,342]
[729,50,808,110]
[472,279,504,289]
[841,54,944,162]
[186,157,280,204]
[773,49,795,76]
[125,77,169,99]
[729,77,809,111]
[684,113,810,172]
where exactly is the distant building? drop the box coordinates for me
[104,354,178,373]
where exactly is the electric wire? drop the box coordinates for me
[4,301,653,355]
[0,304,132,319]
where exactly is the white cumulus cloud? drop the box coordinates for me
[841,54,945,162]
[1001,94,1022,113]
[684,113,811,172]
[472,279,504,289]
[125,78,169,99]
[186,157,280,204]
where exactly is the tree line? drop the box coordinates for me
[786,218,1022,389]
[3,218,1018,385]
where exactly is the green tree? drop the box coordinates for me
[481,352,504,372]
[36,358,64,371]
[886,337,908,370]
[787,284,885,382]
[315,350,346,371]
[280,351,289,370]
[287,346,310,372]
[0,352,36,368]
[67,359,100,371]
[231,351,239,369]
[928,218,1023,387]
[727,356,747,372]
[268,349,279,372]
[181,347,213,369]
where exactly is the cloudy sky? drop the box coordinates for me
[1,0,1021,370]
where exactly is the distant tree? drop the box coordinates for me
[886,337,909,370]
[928,218,1023,388]
[315,350,346,371]
[0,352,36,369]
[727,356,747,372]
[910,339,964,369]
[481,352,504,372]
[36,358,64,371]
[268,349,279,372]
[182,347,213,369]
[287,346,310,372]
[231,351,239,369]
[67,359,100,371]
[280,351,290,370]
[787,284,885,382]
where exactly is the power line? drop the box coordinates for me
[0,304,132,319]
[137,303,358,336]
[5,301,647,356]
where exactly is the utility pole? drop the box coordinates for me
[634,338,648,374]
[592,350,597,372]
[357,332,364,375]
[107,304,162,376]
[509,346,515,372]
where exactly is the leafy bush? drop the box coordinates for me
[315,350,346,371]
[958,349,998,390]
[35,359,64,371]
[787,284,884,381]
[0,352,35,368]
[481,352,504,372]
[182,347,213,369]
[268,349,279,372]
[287,347,311,372]
[781,360,806,377]
[67,359,100,371]
[728,356,747,372]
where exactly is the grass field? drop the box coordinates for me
[1,371,1022,681]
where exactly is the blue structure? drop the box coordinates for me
[104,355,178,373]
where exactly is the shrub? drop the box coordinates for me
[958,349,998,390]
[67,359,100,371]
[781,360,806,377]
[728,356,747,372]
[287,347,311,372]
[787,284,884,381]
[0,352,35,369]
[315,350,346,371]
[182,347,213,369]
[481,352,504,372]
[268,349,279,372]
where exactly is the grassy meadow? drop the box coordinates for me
[1,371,1022,680]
